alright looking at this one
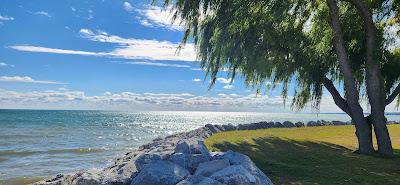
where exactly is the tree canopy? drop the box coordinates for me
[161,0,400,111]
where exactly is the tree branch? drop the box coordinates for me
[323,77,353,117]
[386,83,400,105]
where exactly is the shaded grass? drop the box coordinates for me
[205,125,400,185]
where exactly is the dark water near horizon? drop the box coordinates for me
[0,109,399,184]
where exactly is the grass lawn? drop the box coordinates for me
[205,125,400,185]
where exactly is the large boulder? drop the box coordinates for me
[210,165,257,185]
[168,153,211,173]
[307,121,318,127]
[134,153,162,171]
[190,140,210,156]
[273,122,284,128]
[282,121,295,128]
[194,159,230,177]
[295,122,305,127]
[175,140,191,154]
[332,121,346,126]
[216,151,274,185]
[177,175,223,185]
[131,161,189,185]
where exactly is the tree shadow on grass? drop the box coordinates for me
[210,137,400,185]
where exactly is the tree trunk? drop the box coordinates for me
[350,0,393,156]
[326,0,374,154]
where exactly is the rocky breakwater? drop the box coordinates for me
[33,125,274,185]
[32,119,398,185]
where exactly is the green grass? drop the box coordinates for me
[205,125,400,185]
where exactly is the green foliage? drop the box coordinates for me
[159,0,400,110]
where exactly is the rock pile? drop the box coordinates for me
[33,119,398,185]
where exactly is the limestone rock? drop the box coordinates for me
[131,161,189,185]
[210,165,256,185]
[194,159,230,177]
[177,175,223,185]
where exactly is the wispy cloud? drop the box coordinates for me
[123,2,134,12]
[34,11,51,17]
[0,15,14,21]
[125,61,191,68]
[136,6,184,31]
[192,78,201,82]
[0,62,14,67]
[0,76,65,84]
[223,84,234,89]
[9,29,197,61]
[216,77,234,84]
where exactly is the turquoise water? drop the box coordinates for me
[0,109,398,184]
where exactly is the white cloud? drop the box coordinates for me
[125,61,191,68]
[192,78,201,82]
[0,15,14,21]
[9,45,104,56]
[0,62,13,67]
[0,89,289,111]
[34,11,51,17]
[216,77,233,84]
[223,84,234,89]
[137,6,184,31]
[123,2,134,12]
[0,76,64,84]
[10,29,197,61]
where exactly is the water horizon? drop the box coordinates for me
[0,109,399,184]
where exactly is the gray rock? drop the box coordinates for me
[205,124,220,133]
[131,161,189,185]
[190,140,210,156]
[332,121,346,125]
[282,121,295,128]
[274,122,284,128]
[210,165,256,185]
[216,151,274,185]
[221,124,237,131]
[177,175,223,185]
[168,153,211,173]
[295,122,304,127]
[195,159,230,177]
[175,140,191,154]
[134,153,162,171]
[307,121,317,127]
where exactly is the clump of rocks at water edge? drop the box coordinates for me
[32,119,398,185]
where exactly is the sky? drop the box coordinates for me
[0,0,398,112]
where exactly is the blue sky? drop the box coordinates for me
[0,0,398,112]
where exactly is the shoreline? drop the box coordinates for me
[29,120,399,185]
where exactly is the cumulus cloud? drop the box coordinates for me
[0,76,64,84]
[137,6,184,31]
[10,29,197,61]
[123,2,134,12]
[192,78,201,82]
[0,89,289,111]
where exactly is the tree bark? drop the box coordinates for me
[350,0,393,156]
[326,0,374,154]
[386,83,400,106]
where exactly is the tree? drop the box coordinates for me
[160,0,400,156]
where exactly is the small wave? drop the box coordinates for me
[0,148,106,157]
[0,177,44,185]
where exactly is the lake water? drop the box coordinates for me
[0,109,398,184]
